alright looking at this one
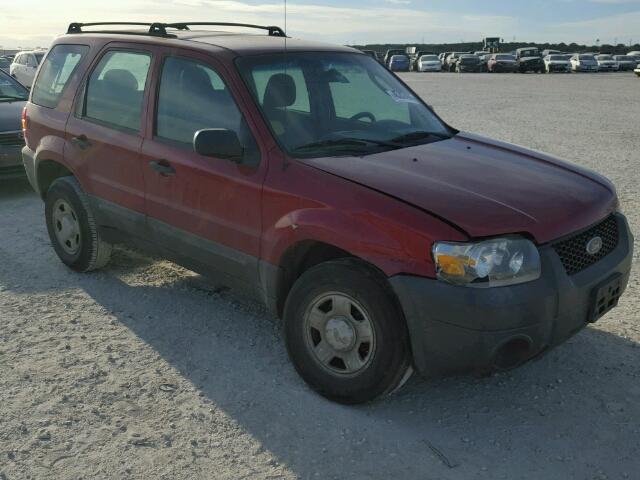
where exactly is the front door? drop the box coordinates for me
[140,53,266,289]
[65,46,154,231]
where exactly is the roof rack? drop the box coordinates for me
[66,21,287,38]
[164,22,287,37]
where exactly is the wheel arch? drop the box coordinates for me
[36,159,75,199]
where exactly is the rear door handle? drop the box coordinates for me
[70,134,92,150]
[149,160,176,176]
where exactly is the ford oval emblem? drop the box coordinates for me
[586,236,603,255]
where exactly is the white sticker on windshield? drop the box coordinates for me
[385,89,420,104]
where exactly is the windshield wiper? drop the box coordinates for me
[292,137,401,154]
[390,130,452,145]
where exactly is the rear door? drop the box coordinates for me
[65,44,155,231]
[140,51,267,289]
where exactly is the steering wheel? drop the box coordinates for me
[350,112,377,123]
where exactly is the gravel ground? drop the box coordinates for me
[1,72,639,480]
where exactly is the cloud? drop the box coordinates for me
[0,0,514,47]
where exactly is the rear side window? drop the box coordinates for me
[32,45,88,109]
[84,50,151,132]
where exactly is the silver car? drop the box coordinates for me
[595,54,618,72]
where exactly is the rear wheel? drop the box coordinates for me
[45,176,112,272]
[284,259,412,404]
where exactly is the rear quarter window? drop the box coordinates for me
[32,45,89,109]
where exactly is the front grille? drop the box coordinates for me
[553,215,619,275]
[0,131,25,147]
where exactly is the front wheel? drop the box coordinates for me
[45,176,112,272]
[283,259,412,404]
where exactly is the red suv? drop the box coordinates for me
[22,23,633,404]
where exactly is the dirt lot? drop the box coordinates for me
[1,72,639,480]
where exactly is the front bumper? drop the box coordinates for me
[458,65,481,72]
[419,65,441,72]
[547,64,570,72]
[390,214,633,377]
[491,63,518,72]
[575,65,599,72]
[0,145,25,178]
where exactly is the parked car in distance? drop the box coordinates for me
[417,55,441,72]
[410,51,436,71]
[10,50,47,87]
[595,54,618,72]
[388,54,410,72]
[384,49,405,67]
[515,47,544,73]
[22,22,634,405]
[613,55,636,71]
[487,53,518,73]
[570,54,599,72]
[544,54,571,73]
[0,69,29,178]
[456,54,481,73]
[626,51,640,62]
[0,56,13,74]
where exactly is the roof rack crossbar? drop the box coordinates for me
[67,22,173,37]
[164,22,287,37]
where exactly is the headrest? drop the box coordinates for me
[103,69,138,92]
[180,64,213,98]
[263,73,296,110]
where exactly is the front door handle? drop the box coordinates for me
[149,160,176,176]
[70,134,92,150]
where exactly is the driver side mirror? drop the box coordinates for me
[193,128,244,162]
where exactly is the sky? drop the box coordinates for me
[1,0,639,49]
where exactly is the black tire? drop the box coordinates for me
[283,258,412,404]
[45,176,112,272]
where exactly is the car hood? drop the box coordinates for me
[0,99,25,132]
[299,132,616,244]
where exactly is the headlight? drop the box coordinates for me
[433,237,541,287]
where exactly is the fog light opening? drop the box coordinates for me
[492,337,532,370]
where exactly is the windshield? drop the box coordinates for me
[237,52,451,158]
[597,55,613,60]
[521,50,539,57]
[420,55,439,61]
[616,56,632,61]
[0,70,29,100]
[579,55,596,61]
[496,55,515,61]
[549,55,566,61]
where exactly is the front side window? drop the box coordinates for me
[156,56,259,165]
[84,50,151,131]
[237,52,451,158]
[32,44,88,109]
